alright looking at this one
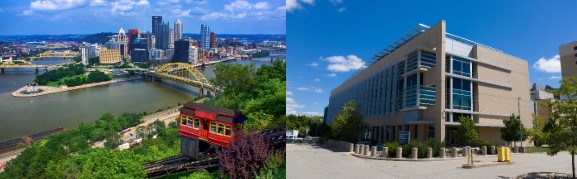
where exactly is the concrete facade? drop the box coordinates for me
[326,21,531,145]
[559,41,577,79]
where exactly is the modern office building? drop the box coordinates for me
[152,16,170,50]
[128,29,139,55]
[131,49,148,63]
[189,46,198,63]
[80,45,88,66]
[200,24,211,51]
[117,28,128,58]
[210,32,217,49]
[559,41,577,79]
[87,43,100,59]
[175,19,183,41]
[173,40,190,63]
[169,28,175,49]
[99,48,121,65]
[325,21,531,145]
[149,48,164,60]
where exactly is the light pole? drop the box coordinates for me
[518,97,523,147]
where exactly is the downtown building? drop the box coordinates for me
[559,41,577,79]
[200,24,211,51]
[325,21,531,145]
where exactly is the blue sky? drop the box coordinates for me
[0,0,285,34]
[286,0,577,116]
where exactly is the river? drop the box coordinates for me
[0,57,274,142]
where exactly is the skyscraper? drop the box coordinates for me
[152,16,169,50]
[152,16,162,34]
[210,32,217,49]
[128,29,139,55]
[200,24,210,51]
[169,28,175,49]
[175,19,183,41]
[80,44,88,66]
[173,40,190,63]
[117,28,128,58]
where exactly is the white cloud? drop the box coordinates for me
[297,87,310,91]
[287,91,293,96]
[30,0,88,11]
[323,73,336,77]
[136,0,149,6]
[550,76,561,80]
[20,10,34,16]
[314,78,320,82]
[301,0,314,5]
[225,0,252,11]
[200,12,228,20]
[111,0,137,13]
[338,7,346,13]
[533,55,561,73]
[286,0,300,12]
[286,97,305,114]
[329,0,343,5]
[313,88,323,93]
[254,2,269,9]
[307,62,319,67]
[325,55,365,72]
[90,0,106,6]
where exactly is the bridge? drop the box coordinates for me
[0,60,66,73]
[150,62,222,96]
[30,50,77,59]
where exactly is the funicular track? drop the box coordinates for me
[144,126,286,178]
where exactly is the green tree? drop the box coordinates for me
[530,114,547,146]
[500,114,527,146]
[104,132,122,149]
[455,115,479,146]
[545,77,577,178]
[72,55,82,63]
[329,100,367,142]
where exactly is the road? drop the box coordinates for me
[287,144,573,179]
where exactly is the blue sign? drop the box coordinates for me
[399,131,410,145]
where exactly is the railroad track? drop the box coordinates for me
[144,126,286,178]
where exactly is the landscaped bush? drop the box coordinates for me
[216,131,269,179]
[384,142,401,157]
[402,140,429,158]
[474,139,496,149]
[424,139,445,157]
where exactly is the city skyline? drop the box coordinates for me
[0,0,286,35]
[287,0,577,116]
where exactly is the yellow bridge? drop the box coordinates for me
[151,63,222,96]
[30,50,77,59]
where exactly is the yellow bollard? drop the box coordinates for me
[505,147,511,162]
[497,146,505,162]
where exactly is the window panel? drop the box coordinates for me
[210,122,216,133]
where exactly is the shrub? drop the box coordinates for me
[424,139,445,157]
[402,141,429,158]
[216,131,269,179]
[474,139,496,148]
[384,142,401,157]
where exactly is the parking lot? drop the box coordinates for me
[287,144,573,179]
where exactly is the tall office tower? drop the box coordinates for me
[128,29,139,55]
[154,22,170,50]
[152,16,162,34]
[149,35,156,50]
[117,28,128,58]
[325,21,531,146]
[559,41,577,79]
[174,19,183,41]
[173,40,190,63]
[169,28,175,49]
[210,32,217,48]
[200,24,210,51]
[87,43,100,59]
[80,45,88,66]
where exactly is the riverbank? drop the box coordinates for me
[11,78,136,97]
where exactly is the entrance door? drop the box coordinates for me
[200,119,208,139]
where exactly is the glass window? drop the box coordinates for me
[407,74,417,87]
[180,116,187,125]
[217,124,224,134]
[210,122,216,133]
[193,118,200,129]
[225,126,232,136]
[453,60,461,73]
[186,117,192,127]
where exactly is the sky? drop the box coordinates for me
[0,0,285,35]
[286,0,577,116]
